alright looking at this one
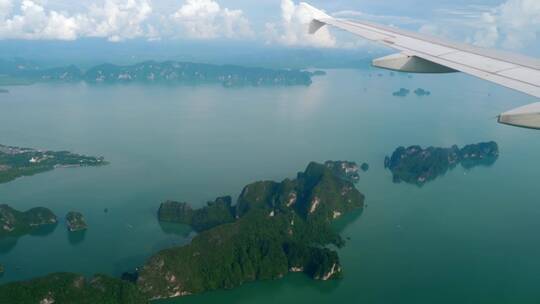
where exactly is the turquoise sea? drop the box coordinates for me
[0,69,539,303]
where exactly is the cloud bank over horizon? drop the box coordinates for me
[0,0,538,53]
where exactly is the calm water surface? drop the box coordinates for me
[0,70,539,303]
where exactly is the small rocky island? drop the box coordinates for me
[414,88,431,96]
[66,212,88,232]
[385,141,499,186]
[0,205,57,237]
[0,144,107,184]
[392,88,431,97]
[393,88,410,97]
[0,161,365,302]
[361,163,369,172]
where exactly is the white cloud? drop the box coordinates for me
[427,0,540,51]
[83,0,153,41]
[488,0,540,49]
[264,0,336,48]
[0,0,13,20]
[171,0,253,39]
[0,0,252,41]
[0,0,153,41]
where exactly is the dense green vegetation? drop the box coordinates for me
[0,144,107,184]
[0,205,57,238]
[385,141,499,186]
[0,58,320,87]
[66,212,88,232]
[158,196,236,232]
[0,273,146,304]
[141,162,364,300]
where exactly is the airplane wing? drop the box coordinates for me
[303,3,540,130]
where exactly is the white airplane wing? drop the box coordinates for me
[303,3,540,129]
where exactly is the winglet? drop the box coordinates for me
[300,2,332,34]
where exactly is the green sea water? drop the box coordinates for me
[0,69,539,303]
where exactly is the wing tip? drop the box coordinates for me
[301,2,332,35]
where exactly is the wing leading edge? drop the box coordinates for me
[303,2,540,130]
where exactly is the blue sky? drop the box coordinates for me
[0,0,538,55]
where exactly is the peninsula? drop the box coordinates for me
[0,144,107,184]
[385,141,499,186]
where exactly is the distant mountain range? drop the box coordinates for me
[0,58,324,87]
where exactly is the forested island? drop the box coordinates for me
[0,205,57,238]
[385,141,499,186]
[0,144,107,184]
[66,212,88,232]
[0,161,365,302]
[0,58,321,87]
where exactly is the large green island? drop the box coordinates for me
[0,161,365,303]
[0,58,322,87]
[0,144,107,184]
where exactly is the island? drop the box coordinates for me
[66,212,88,232]
[0,161,365,302]
[385,141,499,186]
[139,161,364,299]
[414,88,431,97]
[0,58,320,87]
[393,88,410,97]
[0,205,57,237]
[361,163,369,172]
[0,144,107,184]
